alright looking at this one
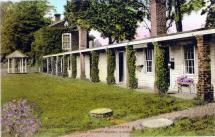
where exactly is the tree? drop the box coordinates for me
[201,0,215,28]
[167,0,205,32]
[0,2,16,58]
[1,1,52,59]
[65,0,146,44]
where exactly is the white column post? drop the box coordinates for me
[46,58,49,73]
[51,57,54,75]
[12,58,15,73]
[7,58,10,73]
[25,58,27,73]
[56,56,58,75]
[19,59,21,73]
[21,58,24,73]
[61,57,63,74]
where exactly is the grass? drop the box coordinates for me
[2,73,194,136]
[131,116,215,136]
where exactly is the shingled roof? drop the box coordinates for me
[6,50,28,58]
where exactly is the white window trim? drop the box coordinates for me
[62,33,72,50]
[145,48,153,73]
[183,45,196,75]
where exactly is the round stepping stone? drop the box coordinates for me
[89,108,113,118]
[141,118,173,128]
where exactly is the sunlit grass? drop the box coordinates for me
[2,73,194,136]
[131,116,215,136]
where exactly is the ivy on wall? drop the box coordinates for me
[71,55,77,78]
[48,58,52,74]
[32,26,65,66]
[106,49,116,84]
[56,56,61,76]
[63,55,69,77]
[90,51,100,82]
[154,42,169,94]
[42,58,47,72]
[126,45,138,89]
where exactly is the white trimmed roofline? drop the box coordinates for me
[43,29,215,58]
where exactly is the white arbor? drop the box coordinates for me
[6,50,28,74]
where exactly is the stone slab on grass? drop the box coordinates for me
[89,108,113,118]
[141,118,173,128]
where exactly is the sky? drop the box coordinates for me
[1,0,207,45]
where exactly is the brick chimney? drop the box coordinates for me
[78,26,88,79]
[78,26,88,50]
[151,0,166,37]
[54,14,61,22]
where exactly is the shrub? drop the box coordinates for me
[106,49,116,84]
[126,45,138,89]
[90,51,100,82]
[2,99,41,137]
[154,43,170,94]
[51,57,56,75]
[72,55,77,78]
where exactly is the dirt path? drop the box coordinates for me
[61,103,215,137]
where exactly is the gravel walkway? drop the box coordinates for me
[61,103,215,137]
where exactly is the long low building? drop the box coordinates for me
[43,28,215,96]
[43,0,215,100]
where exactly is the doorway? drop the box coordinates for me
[119,51,124,83]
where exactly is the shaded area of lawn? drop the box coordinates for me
[2,73,194,136]
[132,116,215,136]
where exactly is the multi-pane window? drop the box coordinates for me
[184,45,195,74]
[62,33,71,50]
[145,49,153,72]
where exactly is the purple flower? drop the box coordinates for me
[176,75,194,83]
[1,99,41,137]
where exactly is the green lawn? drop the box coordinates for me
[132,116,215,136]
[2,73,194,136]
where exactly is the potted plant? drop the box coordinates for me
[177,75,194,85]
[176,75,194,93]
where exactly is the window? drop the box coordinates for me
[184,45,195,74]
[145,49,153,72]
[62,33,71,50]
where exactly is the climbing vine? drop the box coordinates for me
[126,45,138,89]
[106,49,116,84]
[90,51,100,82]
[62,55,69,77]
[71,55,77,78]
[154,42,170,94]
[42,59,47,72]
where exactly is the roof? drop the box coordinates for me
[43,28,215,58]
[49,20,66,27]
[6,50,28,58]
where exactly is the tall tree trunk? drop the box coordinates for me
[108,36,113,44]
[175,1,183,32]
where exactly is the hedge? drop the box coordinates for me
[126,45,138,89]
[154,42,169,94]
[106,49,116,84]
[62,55,69,77]
[71,55,77,78]
[90,51,100,82]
